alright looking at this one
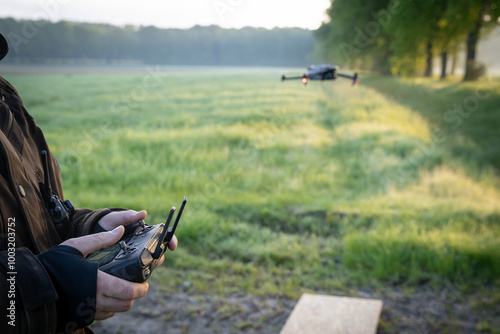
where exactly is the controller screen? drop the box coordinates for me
[87,243,120,266]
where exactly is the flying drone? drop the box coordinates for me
[281,64,359,86]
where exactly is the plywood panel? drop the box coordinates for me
[280,293,383,334]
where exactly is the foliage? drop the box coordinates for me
[0,18,315,66]
[316,0,500,79]
[314,0,393,73]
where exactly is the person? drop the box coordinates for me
[0,33,178,333]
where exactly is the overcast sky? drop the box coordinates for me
[3,0,331,30]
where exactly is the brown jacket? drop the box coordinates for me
[0,75,114,333]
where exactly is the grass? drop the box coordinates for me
[4,67,500,298]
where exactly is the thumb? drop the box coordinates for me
[61,226,125,257]
[97,210,147,231]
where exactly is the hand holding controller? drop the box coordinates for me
[87,197,187,283]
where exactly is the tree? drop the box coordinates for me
[384,0,471,79]
[385,0,447,76]
[449,0,500,81]
[315,0,394,73]
[315,0,500,80]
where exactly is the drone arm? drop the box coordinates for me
[282,75,308,81]
[337,72,359,85]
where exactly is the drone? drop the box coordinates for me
[281,64,359,86]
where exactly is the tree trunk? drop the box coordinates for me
[440,52,448,80]
[451,51,457,75]
[464,3,485,81]
[424,41,433,77]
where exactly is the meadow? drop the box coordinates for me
[4,66,500,329]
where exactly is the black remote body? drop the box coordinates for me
[87,197,187,283]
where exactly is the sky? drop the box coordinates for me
[4,0,331,30]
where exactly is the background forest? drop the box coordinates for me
[0,18,315,66]
[2,0,499,80]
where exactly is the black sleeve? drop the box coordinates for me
[0,247,58,334]
[72,207,126,238]
[36,245,98,331]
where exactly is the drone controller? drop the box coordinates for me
[87,197,187,283]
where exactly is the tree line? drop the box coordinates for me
[0,18,315,67]
[315,0,500,80]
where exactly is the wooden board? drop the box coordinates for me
[280,293,383,334]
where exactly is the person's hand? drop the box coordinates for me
[60,226,149,320]
[97,210,178,252]
[98,210,147,231]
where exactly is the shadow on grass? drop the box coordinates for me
[361,76,500,173]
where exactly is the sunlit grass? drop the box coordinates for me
[5,67,500,297]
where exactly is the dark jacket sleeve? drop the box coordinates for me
[0,246,100,334]
[36,245,99,331]
[72,207,126,237]
[0,248,58,334]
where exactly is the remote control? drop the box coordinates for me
[87,197,187,282]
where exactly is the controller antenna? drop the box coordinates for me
[165,197,187,243]
[152,207,175,259]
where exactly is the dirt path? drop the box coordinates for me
[91,285,498,333]
[91,289,295,334]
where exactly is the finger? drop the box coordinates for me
[98,270,149,301]
[99,210,148,231]
[167,235,178,251]
[119,210,147,226]
[94,311,115,321]
[96,295,135,313]
[61,226,124,256]
[156,255,165,267]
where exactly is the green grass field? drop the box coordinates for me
[5,67,500,301]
